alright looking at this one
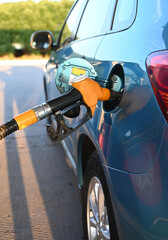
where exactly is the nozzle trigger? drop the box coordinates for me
[46,102,92,143]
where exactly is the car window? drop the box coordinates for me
[76,0,116,40]
[112,0,137,32]
[60,0,87,46]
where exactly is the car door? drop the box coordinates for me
[44,0,88,157]
[46,0,117,159]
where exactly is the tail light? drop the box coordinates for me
[146,50,168,122]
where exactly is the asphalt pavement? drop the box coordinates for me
[0,60,83,240]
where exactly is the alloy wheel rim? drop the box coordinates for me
[87,176,110,240]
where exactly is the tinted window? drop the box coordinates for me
[60,0,87,45]
[76,0,116,40]
[112,0,137,32]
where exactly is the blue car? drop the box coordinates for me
[31,0,168,239]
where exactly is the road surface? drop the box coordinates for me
[0,60,83,240]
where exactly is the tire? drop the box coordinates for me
[82,151,119,240]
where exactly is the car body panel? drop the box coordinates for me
[93,0,167,173]
[102,124,168,240]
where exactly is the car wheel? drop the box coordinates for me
[82,151,119,240]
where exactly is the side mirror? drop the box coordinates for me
[30,31,55,51]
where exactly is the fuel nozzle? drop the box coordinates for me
[0,77,111,141]
[71,75,110,116]
[0,58,120,142]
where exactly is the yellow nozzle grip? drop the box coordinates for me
[14,109,38,130]
[72,78,110,116]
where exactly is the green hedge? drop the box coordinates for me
[0,0,74,56]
